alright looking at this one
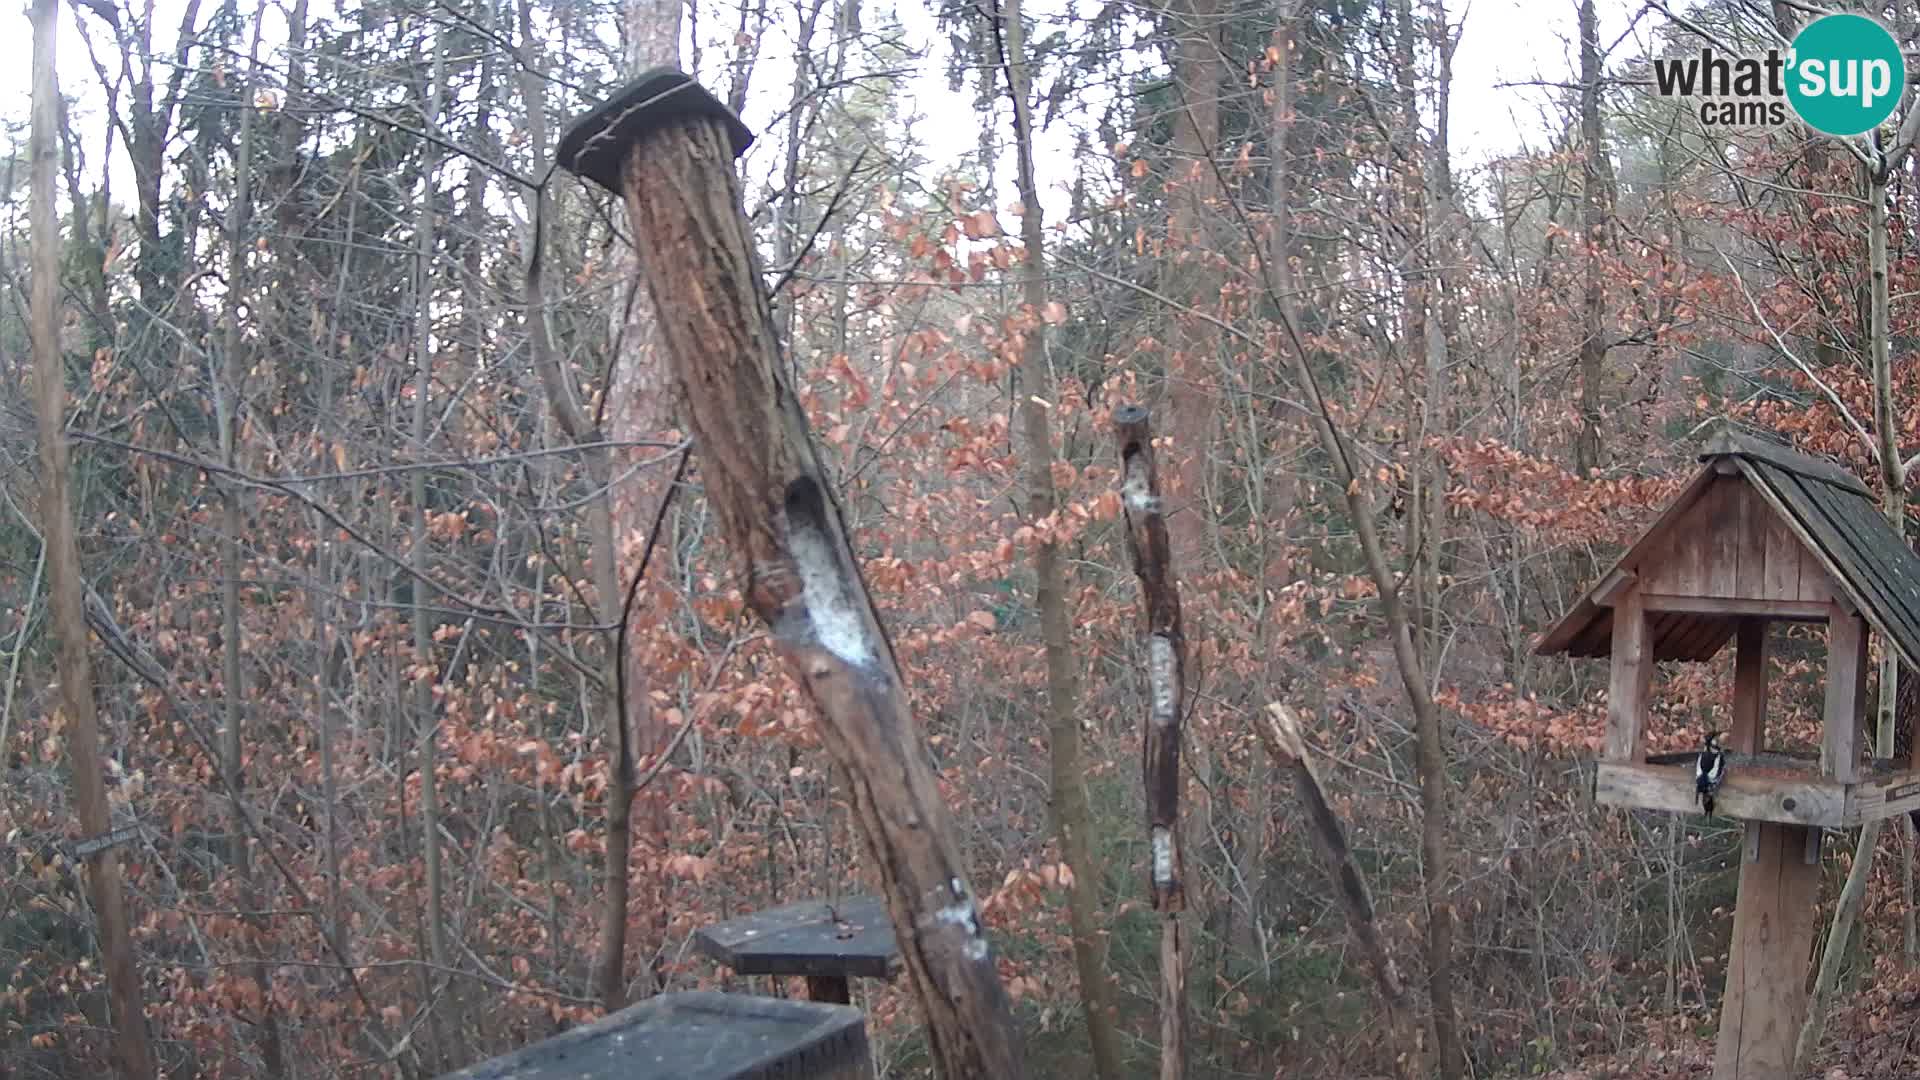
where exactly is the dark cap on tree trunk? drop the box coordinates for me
[556,69,754,194]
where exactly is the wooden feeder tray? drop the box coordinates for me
[436,991,869,1080]
[694,895,903,982]
[1597,753,1920,828]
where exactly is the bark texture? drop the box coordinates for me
[30,0,157,1072]
[603,0,685,1006]
[1113,406,1190,1080]
[608,113,1026,1079]
[1573,0,1611,476]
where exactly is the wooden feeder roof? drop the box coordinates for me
[1535,429,1920,672]
[437,991,867,1079]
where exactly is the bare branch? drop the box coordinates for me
[1715,248,1877,456]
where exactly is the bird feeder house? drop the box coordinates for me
[1537,429,1920,1078]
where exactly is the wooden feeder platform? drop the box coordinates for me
[436,991,870,1080]
[1536,427,1920,1079]
[1597,754,1920,830]
[693,895,902,1005]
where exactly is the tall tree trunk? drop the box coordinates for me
[770,0,827,352]
[1423,0,1460,656]
[1268,5,1457,1073]
[1162,0,1218,574]
[29,1,157,1073]
[215,11,283,1074]
[1391,0,1438,661]
[410,26,454,1064]
[1260,84,1463,1080]
[601,0,686,1006]
[1161,0,1223,991]
[1799,141,1918,1064]
[994,2,1124,1076]
[1573,0,1610,476]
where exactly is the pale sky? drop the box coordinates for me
[0,0,1640,242]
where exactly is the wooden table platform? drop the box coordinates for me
[694,896,902,1004]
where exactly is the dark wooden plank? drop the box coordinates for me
[1848,770,1920,824]
[1760,501,1803,601]
[1733,483,1769,598]
[1688,622,1738,662]
[694,895,901,980]
[1646,610,1684,661]
[807,976,852,1004]
[1570,610,1613,657]
[1706,478,1742,598]
[1668,613,1732,662]
[1787,471,1920,671]
[1704,428,1871,496]
[438,991,870,1080]
[1592,762,1847,827]
[1640,595,1830,620]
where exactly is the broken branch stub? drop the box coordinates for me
[1114,405,1186,911]
[1255,704,1420,1077]
[556,70,1025,1080]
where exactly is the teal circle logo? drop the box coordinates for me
[1786,14,1906,137]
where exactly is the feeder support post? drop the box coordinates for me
[555,71,1025,1079]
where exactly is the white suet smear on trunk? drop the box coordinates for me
[1151,826,1175,888]
[787,496,876,668]
[1149,634,1178,726]
[931,898,990,961]
[1122,455,1160,515]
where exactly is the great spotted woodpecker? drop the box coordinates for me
[1696,731,1727,816]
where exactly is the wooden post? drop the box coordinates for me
[1730,618,1766,756]
[1713,822,1822,1080]
[1825,610,1865,783]
[557,71,1025,1079]
[806,976,852,1005]
[1605,591,1654,762]
[1112,405,1189,1080]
